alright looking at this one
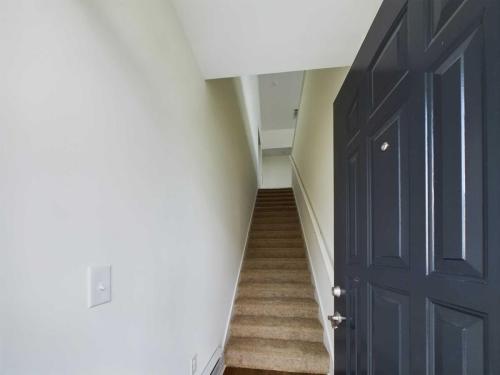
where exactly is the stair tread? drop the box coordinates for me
[247,247,305,251]
[257,192,294,195]
[232,315,323,330]
[225,337,329,374]
[238,281,314,289]
[239,280,313,287]
[241,269,309,276]
[251,232,302,239]
[257,198,294,200]
[238,281,314,299]
[244,258,308,270]
[252,223,300,228]
[255,203,297,208]
[247,247,305,250]
[227,336,327,354]
[251,226,302,232]
[253,221,300,225]
[253,213,299,218]
[255,206,296,208]
[255,203,295,206]
[248,240,303,248]
[240,269,310,283]
[242,268,309,272]
[246,249,306,259]
[236,296,317,306]
[230,315,324,343]
[250,238,302,242]
[251,229,301,232]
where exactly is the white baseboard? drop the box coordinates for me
[221,187,258,347]
[290,156,334,374]
[201,346,223,375]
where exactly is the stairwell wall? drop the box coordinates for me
[0,0,257,373]
[291,67,349,370]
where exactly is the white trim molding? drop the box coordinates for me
[290,157,333,284]
[290,156,335,374]
[201,346,224,375]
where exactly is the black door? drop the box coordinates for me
[334,0,500,373]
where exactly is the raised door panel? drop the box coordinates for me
[368,109,409,269]
[346,277,361,374]
[429,0,467,40]
[368,285,410,375]
[427,26,485,279]
[346,145,363,265]
[347,94,361,139]
[427,300,486,375]
[370,9,409,112]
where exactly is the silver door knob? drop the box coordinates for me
[328,311,347,329]
[332,285,346,298]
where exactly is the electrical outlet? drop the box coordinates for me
[191,354,197,375]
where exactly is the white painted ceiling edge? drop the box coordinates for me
[170,0,383,79]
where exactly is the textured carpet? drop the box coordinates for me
[224,367,324,375]
[225,188,330,374]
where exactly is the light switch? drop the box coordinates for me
[88,265,111,308]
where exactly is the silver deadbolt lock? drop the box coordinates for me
[380,142,390,151]
[332,285,346,298]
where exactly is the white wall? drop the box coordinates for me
[292,67,349,259]
[234,75,263,182]
[0,1,257,374]
[262,155,292,189]
[291,67,349,367]
[261,129,295,150]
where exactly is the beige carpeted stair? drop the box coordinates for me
[225,188,330,374]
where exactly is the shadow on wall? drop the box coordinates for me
[77,0,219,107]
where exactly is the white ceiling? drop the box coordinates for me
[170,0,383,79]
[259,71,304,131]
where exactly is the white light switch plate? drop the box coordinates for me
[88,265,111,308]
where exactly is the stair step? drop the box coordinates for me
[234,297,318,318]
[238,282,314,299]
[256,197,294,203]
[254,205,297,211]
[244,258,308,270]
[252,223,301,231]
[248,238,303,248]
[256,201,295,206]
[258,188,293,194]
[256,195,295,201]
[230,315,324,342]
[247,248,306,258]
[253,216,300,224]
[255,207,296,212]
[225,337,329,374]
[240,269,310,283]
[253,210,298,218]
[257,194,295,200]
[251,230,302,239]
[255,194,295,204]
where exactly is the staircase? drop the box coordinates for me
[225,188,330,374]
